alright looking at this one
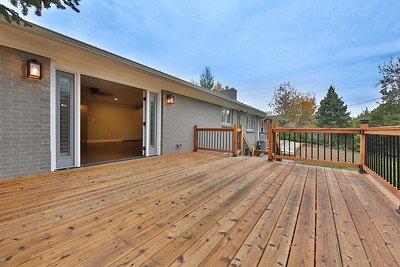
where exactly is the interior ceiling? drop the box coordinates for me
[81,75,143,106]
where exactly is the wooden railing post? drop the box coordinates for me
[359,119,369,173]
[232,125,238,156]
[239,124,244,155]
[193,125,198,152]
[268,120,275,161]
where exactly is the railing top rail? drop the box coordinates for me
[364,126,400,136]
[196,127,234,131]
[272,127,361,134]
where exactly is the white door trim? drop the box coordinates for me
[50,62,81,170]
[144,89,162,156]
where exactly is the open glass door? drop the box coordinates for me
[148,92,158,156]
[56,70,75,168]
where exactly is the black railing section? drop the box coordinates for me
[366,134,400,189]
[274,130,360,166]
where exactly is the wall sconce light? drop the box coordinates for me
[27,59,42,80]
[166,93,175,105]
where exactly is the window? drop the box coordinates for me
[260,121,266,133]
[245,115,255,131]
[222,108,232,124]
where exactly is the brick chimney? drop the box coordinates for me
[220,86,237,101]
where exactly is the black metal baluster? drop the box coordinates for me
[299,133,303,158]
[344,134,347,162]
[378,135,381,177]
[337,134,340,162]
[388,135,391,184]
[397,135,400,189]
[352,134,355,163]
[317,133,320,160]
[375,135,378,173]
[368,135,371,167]
[330,133,333,161]
[288,132,291,157]
[324,133,326,160]
[373,135,375,168]
[311,133,314,159]
[386,135,390,182]
[390,135,394,185]
[380,135,384,177]
[383,135,386,181]
[386,135,389,182]
[372,135,378,172]
[305,133,308,159]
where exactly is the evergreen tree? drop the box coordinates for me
[199,66,214,90]
[0,0,80,25]
[316,85,351,127]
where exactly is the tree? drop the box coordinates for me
[189,79,199,86]
[199,66,214,90]
[316,85,351,128]
[366,57,400,126]
[379,57,400,103]
[369,101,400,126]
[212,81,223,92]
[269,82,316,127]
[0,0,80,25]
[351,107,370,128]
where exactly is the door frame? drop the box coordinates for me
[50,61,81,171]
[50,61,162,170]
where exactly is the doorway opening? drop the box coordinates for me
[80,75,144,165]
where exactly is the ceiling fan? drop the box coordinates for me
[89,87,113,98]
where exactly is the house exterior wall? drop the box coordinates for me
[161,92,223,155]
[239,112,260,147]
[0,45,51,179]
[161,92,263,155]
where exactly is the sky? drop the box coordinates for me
[4,0,400,116]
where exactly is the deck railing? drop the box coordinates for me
[364,127,400,191]
[268,121,400,194]
[193,125,243,156]
[269,127,361,168]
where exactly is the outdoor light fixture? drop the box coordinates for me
[114,98,118,101]
[27,59,42,80]
[166,93,175,105]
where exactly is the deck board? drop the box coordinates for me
[0,152,399,266]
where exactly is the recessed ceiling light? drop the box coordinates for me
[114,98,118,101]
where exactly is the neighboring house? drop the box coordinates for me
[0,20,265,180]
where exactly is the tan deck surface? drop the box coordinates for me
[0,152,399,266]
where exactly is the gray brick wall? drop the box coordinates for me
[0,45,51,179]
[161,92,262,155]
[161,92,223,155]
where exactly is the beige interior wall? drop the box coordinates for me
[81,100,143,143]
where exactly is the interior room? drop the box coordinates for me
[80,75,144,165]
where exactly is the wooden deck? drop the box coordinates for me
[0,152,399,266]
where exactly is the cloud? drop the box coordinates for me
[9,0,400,116]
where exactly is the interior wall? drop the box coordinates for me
[81,99,142,143]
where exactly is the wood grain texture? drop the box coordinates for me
[0,152,399,266]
